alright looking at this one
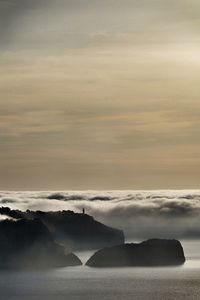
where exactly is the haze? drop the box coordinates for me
[0,0,200,189]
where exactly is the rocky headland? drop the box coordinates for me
[0,207,124,251]
[0,218,82,269]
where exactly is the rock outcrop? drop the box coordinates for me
[0,207,124,251]
[0,218,82,269]
[86,239,185,267]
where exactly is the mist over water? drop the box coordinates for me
[1,190,200,240]
[0,240,199,300]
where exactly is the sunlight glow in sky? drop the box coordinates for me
[0,0,200,189]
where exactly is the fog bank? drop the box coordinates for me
[0,190,200,240]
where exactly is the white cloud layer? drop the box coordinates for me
[1,190,200,240]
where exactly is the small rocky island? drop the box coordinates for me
[0,218,82,269]
[86,239,186,267]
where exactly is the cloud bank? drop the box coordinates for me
[1,190,200,240]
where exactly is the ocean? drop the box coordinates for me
[0,240,199,300]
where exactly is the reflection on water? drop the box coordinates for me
[0,240,199,300]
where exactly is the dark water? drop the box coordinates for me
[0,241,200,300]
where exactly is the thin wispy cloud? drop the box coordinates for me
[0,0,200,189]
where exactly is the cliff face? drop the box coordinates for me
[0,218,82,269]
[0,207,125,251]
[86,239,186,267]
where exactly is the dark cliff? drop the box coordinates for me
[0,218,82,269]
[86,239,185,267]
[0,207,124,251]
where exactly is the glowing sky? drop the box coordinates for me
[0,0,200,189]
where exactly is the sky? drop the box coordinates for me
[0,0,200,190]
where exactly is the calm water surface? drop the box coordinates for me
[0,240,200,300]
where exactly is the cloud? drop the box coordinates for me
[1,0,200,50]
[1,1,200,189]
[0,197,19,204]
[1,190,200,240]
[47,193,86,201]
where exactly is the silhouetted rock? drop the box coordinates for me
[86,239,185,267]
[63,253,82,266]
[0,218,82,269]
[0,207,124,251]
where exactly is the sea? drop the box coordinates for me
[0,190,200,299]
[0,240,199,300]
